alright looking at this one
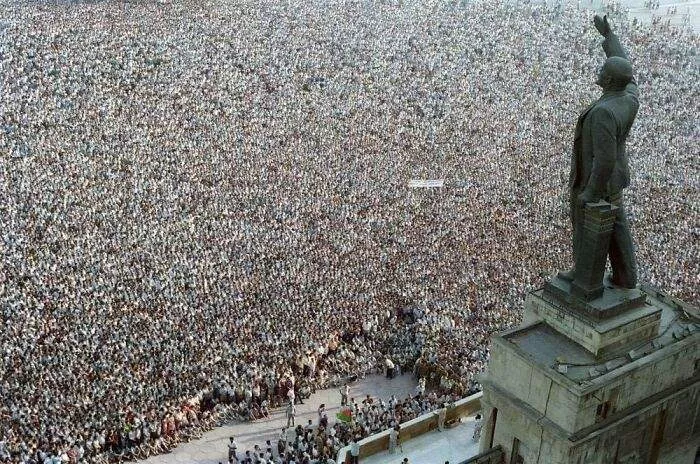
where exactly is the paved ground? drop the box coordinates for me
[362,415,481,464]
[140,374,417,464]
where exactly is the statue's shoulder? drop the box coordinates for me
[595,95,636,122]
[587,104,615,119]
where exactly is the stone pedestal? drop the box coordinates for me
[528,278,661,358]
[480,285,700,464]
[544,275,646,320]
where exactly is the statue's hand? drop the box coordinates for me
[594,15,611,38]
[577,190,599,206]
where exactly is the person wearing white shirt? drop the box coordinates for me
[340,384,349,406]
[389,427,398,453]
[385,358,395,379]
[349,438,360,464]
[437,406,447,432]
[227,436,237,461]
[317,403,325,425]
[286,402,296,427]
[473,413,483,441]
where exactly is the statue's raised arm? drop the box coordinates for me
[595,15,638,98]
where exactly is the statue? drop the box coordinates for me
[558,15,639,300]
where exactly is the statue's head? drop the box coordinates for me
[597,56,633,91]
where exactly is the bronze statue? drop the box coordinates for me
[559,15,639,295]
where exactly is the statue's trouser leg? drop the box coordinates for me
[570,189,585,271]
[607,195,638,288]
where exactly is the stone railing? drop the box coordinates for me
[337,391,483,463]
[458,445,504,464]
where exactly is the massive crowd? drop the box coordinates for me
[0,0,697,462]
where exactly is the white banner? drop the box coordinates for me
[408,179,445,188]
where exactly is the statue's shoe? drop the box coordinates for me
[607,275,637,289]
[557,270,576,282]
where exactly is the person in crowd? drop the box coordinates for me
[340,385,350,407]
[473,414,483,442]
[317,404,326,426]
[385,358,395,379]
[389,426,398,454]
[437,405,447,432]
[228,436,238,462]
[286,403,296,428]
[349,438,360,464]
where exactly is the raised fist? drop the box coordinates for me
[594,15,612,38]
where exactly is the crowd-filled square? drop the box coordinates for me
[0,0,697,462]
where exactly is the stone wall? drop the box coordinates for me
[574,336,700,432]
[480,388,571,464]
[460,445,503,464]
[569,381,700,464]
[482,370,700,464]
[486,335,582,434]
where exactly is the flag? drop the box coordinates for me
[336,407,353,423]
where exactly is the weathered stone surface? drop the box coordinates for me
[481,285,699,464]
[531,283,660,357]
[543,275,646,320]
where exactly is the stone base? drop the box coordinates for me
[525,286,662,358]
[543,276,646,320]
